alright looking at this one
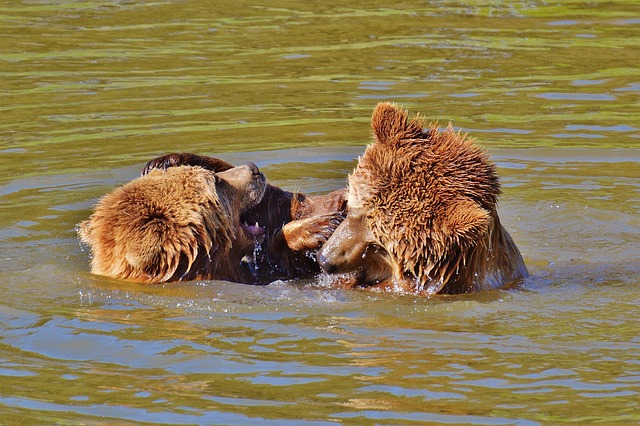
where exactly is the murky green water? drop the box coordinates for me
[1,1,639,424]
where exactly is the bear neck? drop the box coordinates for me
[433,211,528,294]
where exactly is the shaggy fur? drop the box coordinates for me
[318,102,528,295]
[79,164,266,283]
[134,153,346,284]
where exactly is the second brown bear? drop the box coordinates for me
[318,102,529,294]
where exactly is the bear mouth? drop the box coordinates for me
[240,222,266,275]
[240,221,266,243]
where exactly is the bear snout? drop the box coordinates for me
[317,251,337,274]
[243,161,261,177]
[240,162,266,188]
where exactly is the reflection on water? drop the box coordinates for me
[1,0,639,424]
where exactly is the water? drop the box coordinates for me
[1,0,639,424]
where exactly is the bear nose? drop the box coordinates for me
[244,161,261,176]
[317,252,336,274]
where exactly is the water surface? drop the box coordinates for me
[1,1,639,424]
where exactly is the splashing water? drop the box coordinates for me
[240,221,266,276]
[251,234,263,274]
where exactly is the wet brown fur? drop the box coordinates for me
[78,165,265,283]
[142,153,347,284]
[319,102,528,294]
[80,154,346,285]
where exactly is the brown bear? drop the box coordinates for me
[140,153,347,283]
[79,154,346,284]
[318,102,528,295]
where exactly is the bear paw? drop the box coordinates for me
[282,212,345,252]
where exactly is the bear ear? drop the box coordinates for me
[371,102,425,146]
[437,200,491,249]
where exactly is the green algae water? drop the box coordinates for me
[1,1,639,424]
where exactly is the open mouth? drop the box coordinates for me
[240,222,266,275]
[241,221,266,243]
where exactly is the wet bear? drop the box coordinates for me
[80,155,346,284]
[318,102,528,295]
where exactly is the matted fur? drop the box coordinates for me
[141,153,347,284]
[78,166,238,283]
[320,102,528,294]
[80,153,347,285]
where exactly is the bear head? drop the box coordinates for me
[78,163,266,283]
[318,102,501,294]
